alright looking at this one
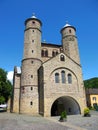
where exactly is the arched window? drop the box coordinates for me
[45,50,48,57]
[31,87,33,90]
[60,55,65,61]
[56,51,58,55]
[52,51,55,57]
[68,74,72,84]
[41,49,48,57]
[41,50,44,57]
[55,73,59,83]
[61,71,65,83]
[69,29,71,33]
[30,101,33,105]
[52,50,58,57]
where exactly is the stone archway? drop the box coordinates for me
[51,96,81,116]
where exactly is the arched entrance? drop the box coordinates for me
[51,96,80,116]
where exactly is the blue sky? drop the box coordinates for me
[0,0,98,80]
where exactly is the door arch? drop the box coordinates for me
[51,96,81,116]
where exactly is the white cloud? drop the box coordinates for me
[7,71,14,83]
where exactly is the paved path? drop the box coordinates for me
[49,110,98,130]
[0,111,98,130]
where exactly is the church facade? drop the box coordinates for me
[11,14,86,117]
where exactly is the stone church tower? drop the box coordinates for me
[11,14,86,117]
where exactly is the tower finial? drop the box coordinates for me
[33,12,35,16]
[31,13,36,18]
[63,21,71,27]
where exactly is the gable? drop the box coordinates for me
[42,53,82,82]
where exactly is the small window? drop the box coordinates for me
[45,50,48,57]
[69,29,71,33]
[30,101,33,105]
[32,40,34,43]
[31,87,33,90]
[31,61,33,64]
[32,30,34,32]
[32,50,34,53]
[41,49,48,57]
[52,50,58,57]
[55,73,59,83]
[32,21,35,24]
[60,55,65,61]
[92,97,96,101]
[52,51,55,57]
[56,51,58,55]
[31,75,33,78]
[41,50,44,57]
[61,71,65,83]
[68,74,72,84]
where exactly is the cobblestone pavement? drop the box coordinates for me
[0,111,98,130]
[49,110,98,130]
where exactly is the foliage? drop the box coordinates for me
[0,68,12,104]
[60,110,67,120]
[84,107,90,115]
[84,77,98,88]
[0,96,5,104]
[84,107,90,117]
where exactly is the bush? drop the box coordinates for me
[59,110,67,122]
[84,107,90,117]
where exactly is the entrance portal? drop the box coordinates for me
[51,96,80,116]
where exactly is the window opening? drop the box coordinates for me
[69,29,71,33]
[61,71,65,83]
[32,40,34,43]
[41,49,48,57]
[55,73,59,83]
[60,55,65,61]
[30,101,33,105]
[68,74,72,84]
[31,87,33,90]
[32,21,35,24]
[52,50,58,57]
[31,75,33,78]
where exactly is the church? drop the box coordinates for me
[11,14,86,117]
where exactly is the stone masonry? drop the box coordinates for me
[11,14,86,117]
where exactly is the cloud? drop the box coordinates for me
[7,71,14,83]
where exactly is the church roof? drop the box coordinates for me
[41,42,61,48]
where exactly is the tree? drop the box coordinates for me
[84,77,98,88]
[0,68,12,104]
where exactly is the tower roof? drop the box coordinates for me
[31,13,37,19]
[64,23,71,27]
[60,22,76,33]
[24,13,42,26]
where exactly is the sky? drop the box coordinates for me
[0,0,98,81]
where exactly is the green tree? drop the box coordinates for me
[84,77,98,88]
[0,68,12,104]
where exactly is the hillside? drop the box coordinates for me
[84,77,98,88]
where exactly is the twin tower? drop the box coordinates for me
[11,14,86,117]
